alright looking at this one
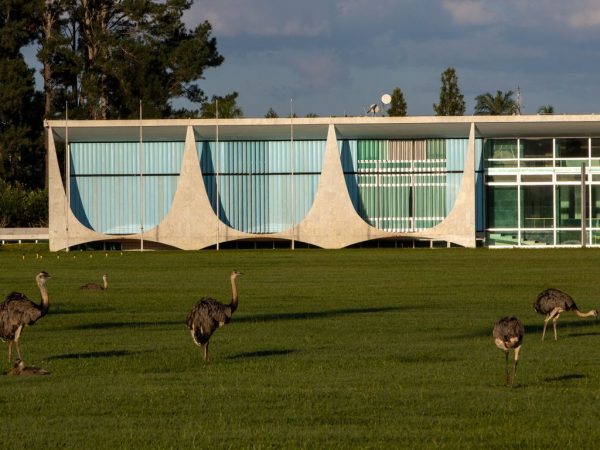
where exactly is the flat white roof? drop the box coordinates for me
[46,114,600,142]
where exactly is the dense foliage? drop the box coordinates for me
[433,67,466,116]
[0,179,48,226]
[386,87,407,117]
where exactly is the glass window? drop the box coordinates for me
[484,139,518,159]
[591,138,600,158]
[591,186,600,227]
[521,185,553,228]
[556,138,588,158]
[557,230,581,245]
[486,185,517,228]
[521,231,553,246]
[485,231,518,246]
[521,139,553,159]
[556,185,581,227]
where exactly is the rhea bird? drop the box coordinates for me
[534,288,598,341]
[493,316,524,387]
[7,358,50,376]
[186,270,244,362]
[0,271,51,362]
[80,274,108,291]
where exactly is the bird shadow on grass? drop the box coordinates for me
[457,321,598,340]
[45,349,149,360]
[228,349,296,360]
[236,306,413,323]
[543,373,586,383]
[51,305,116,315]
[69,320,181,330]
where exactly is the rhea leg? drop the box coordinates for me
[511,345,521,387]
[552,314,561,340]
[503,349,509,386]
[202,342,209,362]
[13,326,23,360]
[542,308,561,341]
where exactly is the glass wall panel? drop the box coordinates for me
[557,230,581,245]
[521,185,553,228]
[521,231,553,246]
[484,139,518,159]
[485,231,518,246]
[486,185,517,228]
[556,138,588,158]
[556,185,581,227]
[521,139,552,159]
[591,185,600,227]
[591,138,600,158]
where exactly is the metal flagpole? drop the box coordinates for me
[216,99,220,250]
[139,100,144,251]
[290,98,295,250]
[65,102,70,252]
[582,162,587,248]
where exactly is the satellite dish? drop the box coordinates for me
[381,93,392,105]
[367,103,379,114]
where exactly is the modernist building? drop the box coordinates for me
[46,115,600,251]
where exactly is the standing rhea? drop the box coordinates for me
[186,270,244,362]
[493,316,524,387]
[80,274,108,291]
[534,288,598,341]
[0,271,51,362]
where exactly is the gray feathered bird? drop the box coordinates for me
[534,288,598,341]
[186,270,244,362]
[7,358,50,376]
[0,271,51,362]
[80,274,108,291]
[493,316,524,387]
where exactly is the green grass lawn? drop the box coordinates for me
[1,246,600,449]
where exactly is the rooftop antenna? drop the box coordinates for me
[515,86,522,115]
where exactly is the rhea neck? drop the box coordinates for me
[229,274,239,313]
[37,277,50,316]
[102,275,108,290]
[574,308,597,318]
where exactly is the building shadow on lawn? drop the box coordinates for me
[236,306,412,323]
[45,349,149,360]
[228,349,296,360]
[69,320,181,330]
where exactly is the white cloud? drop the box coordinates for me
[185,1,329,37]
[441,0,497,26]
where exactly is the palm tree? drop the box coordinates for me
[537,105,554,115]
[474,90,518,115]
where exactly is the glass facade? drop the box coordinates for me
[484,137,599,247]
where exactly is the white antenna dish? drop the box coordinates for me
[381,93,392,105]
[367,103,379,115]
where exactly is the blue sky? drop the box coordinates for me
[182,0,600,117]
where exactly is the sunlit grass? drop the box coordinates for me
[1,247,600,448]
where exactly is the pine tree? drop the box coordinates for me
[433,67,465,116]
[387,87,407,117]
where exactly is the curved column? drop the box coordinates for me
[149,125,249,249]
[407,122,476,247]
[48,131,108,251]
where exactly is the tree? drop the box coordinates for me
[265,108,278,118]
[0,0,44,188]
[538,105,555,115]
[200,92,243,118]
[433,67,465,116]
[305,113,319,118]
[36,0,225,120]
[474,90,518,115]
[387,87,407,116]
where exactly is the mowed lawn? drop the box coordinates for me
[1,246,600,449]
